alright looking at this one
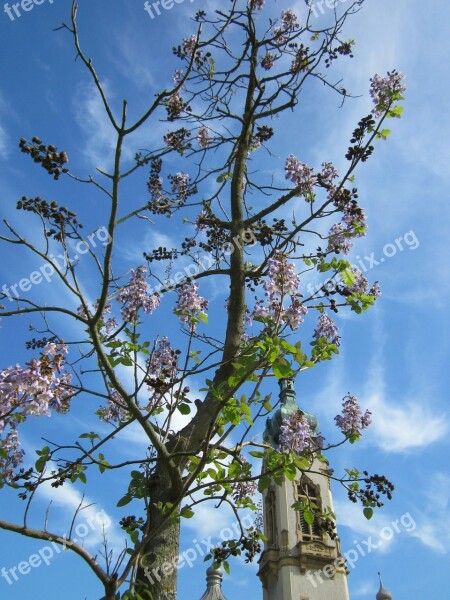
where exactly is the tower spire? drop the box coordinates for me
[198,565,228,600]
[258,378,350,600]
[376,573,393,600]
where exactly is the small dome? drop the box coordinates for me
[198,565,228,600]
[376,574,392,600]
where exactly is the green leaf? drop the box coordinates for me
[258,474,272,493]
[35,457,47,473]
[303,509,315,525]
[178,403,191,415]
[363,507,374,520]
[79,432,100,440]
[249,451,265,459]
[117,494,132,507]
[181,506,194,519]
[223,561,230,575]
[284,462,297,481]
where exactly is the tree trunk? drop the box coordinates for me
[136,467,181,600]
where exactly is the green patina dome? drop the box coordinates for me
[263,378,318,448]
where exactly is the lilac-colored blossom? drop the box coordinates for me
[285,155,317,192]
[171,172,191,197]
[321,162,339,186]
[98,389,129,424]
[328,223,353,255]
[0,343,72,483]
[370,71,406,117]
[335,394,372,436]
[346,268,369,295]
[281,9,299,30]
[314,313,340,346]
[195,210,208,232]
[279,411,317,453]
[147,337,179,383]
[231,458,257,502]
[370,281,381,299]
[248,0,264,10]
[197,127,211,148]
[116,266,160,322]
[173,282,208,329]
[251,252,307,330]
[261,51,276,70]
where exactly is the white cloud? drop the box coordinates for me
[35,468,125,552]
[408,472,450,554]
[74,82,118,169]
[0,123,9,159]
[366,392,449,453]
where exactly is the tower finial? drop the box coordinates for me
[376,572,393,600]
[198,565,228,600]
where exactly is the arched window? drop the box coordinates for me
[296,478,322,541]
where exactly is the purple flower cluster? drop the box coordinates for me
[116,266,160,323]
[147,337,179,384]
[173,282,208,330]
[171,172,191,197]
[251,252,307,330]
[346,268,369,295]
[321,162,339,186]
[370,71,406,118]
[279,411,318,453]
[335,394,372,437]
[248,0,264,10]
[231,458,257,502]
[183,35,198,57]
[264,251,300,297]
[166,93,188,120]
[281,9,299,30]
[0,429,23,485]
[314,313,340,346]
[172,69,184,84]
[0,343,72,483]
[284,297,308,330]
[285,155,317,193]
[148,175,163,202]
[327,223,353,255]
[194,210,208,233]
[163,129,190,151]
[261,51,276,70]
[343,205,367,231]
[197,127,211,148]
[98,388,129,424]
[370,281,381,299]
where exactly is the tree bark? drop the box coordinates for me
[136,466,181,600]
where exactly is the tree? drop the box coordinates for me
[0,1,405,598]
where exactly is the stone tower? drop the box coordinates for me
[257,378,351,600]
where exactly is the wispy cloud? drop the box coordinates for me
[366,392,448,453]
[409,471,450,554]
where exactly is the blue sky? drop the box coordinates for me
[0,0,449,599]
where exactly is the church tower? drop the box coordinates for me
[258,378,351,600]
